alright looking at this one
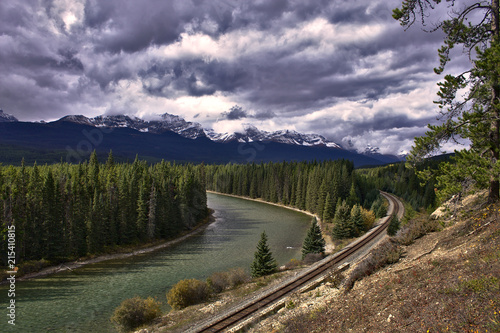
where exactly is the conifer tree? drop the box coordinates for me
[147,183,157,239]
[42,169,64,260]
[350,204,365,237]
[251,231,277,278]
[332,200,351,239]
[376,204,387,219]
[387,215,401,236]
[316,180,328,219]
[322,192,335,223]
[302,218,326,259]
[394,0,500,203]
[136,181,149,241]
[347,180,359,207]
[87,190,105,253]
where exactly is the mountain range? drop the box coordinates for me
[0,110,403,166]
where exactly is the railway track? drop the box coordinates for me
[189,192,403,333]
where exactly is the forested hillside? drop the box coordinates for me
[358,159,441,211]
[1,154,439,270]
[0,152,208,265]
[205,160,384,238]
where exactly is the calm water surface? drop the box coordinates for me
[0,193,311,332]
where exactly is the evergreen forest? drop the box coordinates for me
[1,154,439,269]
[0,152,208,265]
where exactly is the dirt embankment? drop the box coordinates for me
[246,192,500,333]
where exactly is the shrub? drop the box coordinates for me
[226,267,251,287]
[166,279,210,310]
[302,253,323,265]
[284,258,302,270]
[387,215,401,236]
[17,259,51,276]
[394,216,440,245]
[361,208,376,230]
[206,268,250,293]
[207,271,228,293]
[344,239,403,291]
[325,270,344,289]
[111,296,161,332]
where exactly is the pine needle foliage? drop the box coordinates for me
[387,215,401,236]
[394,0,500,203]
[251,231,277,278]
[302,218,326,259]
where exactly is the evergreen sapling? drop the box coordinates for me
[302,218,326,259]
[251,231,277,278]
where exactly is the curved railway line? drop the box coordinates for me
[189,192,404,333]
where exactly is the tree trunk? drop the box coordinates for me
[489,0,500,202]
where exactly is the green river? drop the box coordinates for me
[0,192,311,332]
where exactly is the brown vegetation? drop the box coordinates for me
[207,267,251,294]
[166,279,211,310]
[249,194,500,333]
[111,296,161,332]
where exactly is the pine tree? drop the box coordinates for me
[251,231,277,278]
[70,164,88,256]
[316,180,327,218]
[347,180,359,207]
[302,218,326,259]
[322,192,335,223]
[394,0,500,203]
[350,204,364,237]
[105,150,115,169]
[42,169,64,260]
[147,183,157,239]
[387,215,401,236]
[332,199,351,239]
[136,181,149,241]
[376,204,387,219]
[87,190,105,253]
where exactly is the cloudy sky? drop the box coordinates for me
[0,0,473,154]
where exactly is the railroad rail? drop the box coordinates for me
[189,191,403,333]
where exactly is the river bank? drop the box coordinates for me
[1,211,215,284]
[206,190,335,253]
[3,191,328,284]
[0,192,313,333]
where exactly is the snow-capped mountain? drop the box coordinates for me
[60,113,206,139]
[59,113,343,149]
[363,144,381,155]
[205,124,341,148]
[0,110,18,122]
[55,113,409,164]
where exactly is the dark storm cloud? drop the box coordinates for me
[125,0,442,114]
[221,105,247,120]
[0,0,471,153]
[85,1,183,53]
[308,109,435,140]
[139,59,250,98]
[254,110,276,120]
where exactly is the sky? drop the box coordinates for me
[0,0,474,154]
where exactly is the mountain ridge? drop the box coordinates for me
[0,109,18,123]
[0,120,392,167]
[60,113,345,149]
[0,112,402,166]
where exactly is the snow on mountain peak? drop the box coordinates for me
[57,112,343,149]
[0,110,18,123]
